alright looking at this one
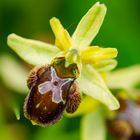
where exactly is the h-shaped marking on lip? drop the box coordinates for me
[38,67,73,103]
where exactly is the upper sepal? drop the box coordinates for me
[72,2,107,49]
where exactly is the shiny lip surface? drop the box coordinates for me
[24,65,75,126]
[38,67,73,103]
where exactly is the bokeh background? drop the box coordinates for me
[0,0,140,140]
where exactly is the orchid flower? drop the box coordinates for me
[7,2,119,125]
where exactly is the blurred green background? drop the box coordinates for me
[0,0,140,140]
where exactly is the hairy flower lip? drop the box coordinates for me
[66,82,81,113]
[24,65,72,126]
[24,59,81,126]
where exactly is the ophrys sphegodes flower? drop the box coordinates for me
[7,2,120,126]
[24,57,81,126]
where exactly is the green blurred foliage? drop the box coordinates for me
[0,0,140,140]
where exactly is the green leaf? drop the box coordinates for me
[81,108,106,140]
[78,65,119,110]
[3,90,21,120]
[72,2,107,49]
[0,55,28,94]
[7,33,60,65]
[10,98,20,120]
[107,65,140,90]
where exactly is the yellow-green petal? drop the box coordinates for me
[93,59,118,72]
[78,64,120,110]
[107,65,140,90]
[7,33,60,65]
[50,17,72,50]
[72,2,107,49]
[81,46,118,64]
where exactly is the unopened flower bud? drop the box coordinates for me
[107,120,133,140]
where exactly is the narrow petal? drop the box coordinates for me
[72,2,107,49]
[78,64,119,110]
[81,46,118,64]
[50,17,72,50]
[92,59,118,72]
[7,34,60,65]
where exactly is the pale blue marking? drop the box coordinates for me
[38,67,73,103]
